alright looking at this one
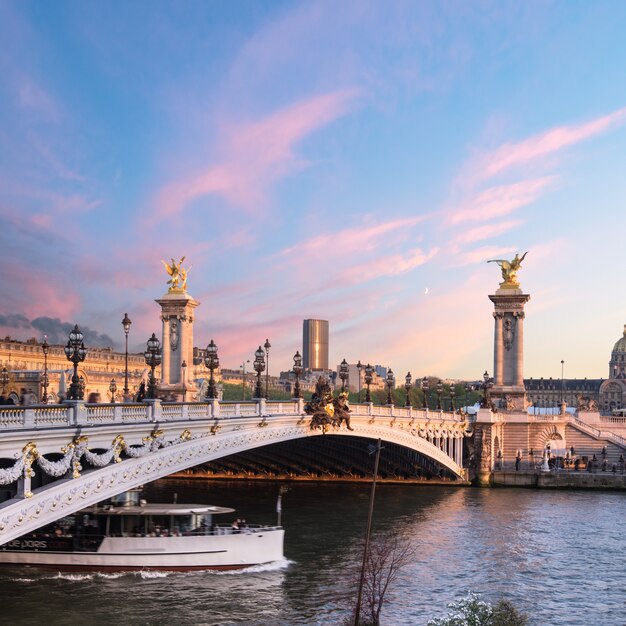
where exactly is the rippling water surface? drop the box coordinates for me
[1,480,624,625]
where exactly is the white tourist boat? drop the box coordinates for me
[0,491,284,572]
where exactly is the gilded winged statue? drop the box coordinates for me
[487,251,528,286]
[161,256,191,291]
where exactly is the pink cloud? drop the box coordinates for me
[339,247,438,284]
[449,176,554,224]
[451,219,524,245]
[452,245,517,267]
[280,215,426,258]
[478,106,626,181]
[156,89,359,217]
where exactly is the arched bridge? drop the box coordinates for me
[0,399,470,544]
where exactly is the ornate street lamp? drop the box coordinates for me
[404,372,412,407]
[181,360,187,402]
[293,351,303,399]
[385,369,395,405]
[421,376,429,409]
[240,360,250,400]
[41,336,49,403]
[264,339,271,399]
[0,367,9,396]
[436,380,443,410]
[450,386,456,412]
[339,358,349,392]
[357,360,363,402]
[109,378,117,403]
[364,363,374,403]
[481,370,493,408]
[64,325,87,400]
[254,346,265,399]
[121,313,132,399]
[204,339,219,399]
[144,333,162,399]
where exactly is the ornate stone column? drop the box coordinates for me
[155,259,199,399]
[488,288,530,410]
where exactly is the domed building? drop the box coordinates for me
[599,325,626,413]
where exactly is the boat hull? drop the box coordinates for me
[0,529,285,572]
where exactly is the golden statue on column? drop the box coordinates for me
[487,251,528,289]
[161,256,192,292]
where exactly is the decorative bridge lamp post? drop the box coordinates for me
[264,339,271,399]
[386,369,395,406]
[0,367,9,396]
[357,360,363,402]
[481,371,492,408]
[364,363,374,403]
[293,351,303,399]
[436,380,443,410]
[109,378,117,403]
[339,358,349,392]
[240,360,250,400]
[421,376,429,409]
[450,386,456,412]
[181,360,187,402]
[64,325,87,401]
[204,339,219,399]
[254,346,265,399]
[41,336,49,404]
[144,333,162,399]
[121,313,132,400]
[404,372,412,407]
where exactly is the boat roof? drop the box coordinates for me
[80,504,236,516]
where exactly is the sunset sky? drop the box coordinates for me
[1,1,625,380]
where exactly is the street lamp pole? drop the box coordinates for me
[64,325,87,400]
[357,361,363,402]
[264,339,271,400]
[421,376,429,409]
[560,359,565,407]
[41,336,49,404]
[436,380,443,410]
[204,340,219,399]
[385,369,394,406]
[404,372,412,407]
[181,360,187,402]
[254,346,265,399]
[339,358,349,393]
[240,360,250,400]
[109,378,117,403]
[481,371,493,409]
[144,333,162,399]
[121,313,132,400]
[293,351,303,399]
[364,363,373,403]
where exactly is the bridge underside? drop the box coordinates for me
[177,435,461,482]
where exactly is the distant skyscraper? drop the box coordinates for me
[302,319,329,370]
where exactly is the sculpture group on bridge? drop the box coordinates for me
[305,377,353,433]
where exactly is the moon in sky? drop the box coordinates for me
[424,287,429,295]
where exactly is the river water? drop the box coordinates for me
[0,480,624,625]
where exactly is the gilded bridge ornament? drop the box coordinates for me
[161,256,192,292]
[487,251,528,288]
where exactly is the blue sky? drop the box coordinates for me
[1,0,626,380]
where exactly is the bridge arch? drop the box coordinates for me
[0,417,466,544]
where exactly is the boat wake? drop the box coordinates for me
[5,561,292,584]
[213,558,294,575]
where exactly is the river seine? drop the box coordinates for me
[0,480,624,625]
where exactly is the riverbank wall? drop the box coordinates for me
[492,470,626,490]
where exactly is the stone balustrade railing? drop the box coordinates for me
[0,400,464,431]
